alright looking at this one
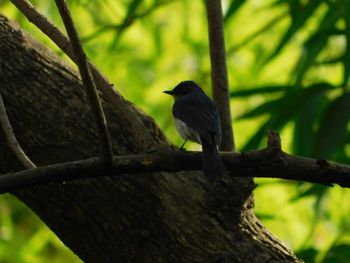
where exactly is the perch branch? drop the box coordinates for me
[0,92,36,168]
[206,0,234,151]
[54,0,113,165]
[1,132,349,194]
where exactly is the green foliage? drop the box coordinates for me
[315,92,350,159]
[1,0,350,262]
[0,195,81,263]
[229,1,350,260]
[224,0,245,23]
[296,247,319,263]
[323,244,350,263]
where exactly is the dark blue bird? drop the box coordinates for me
[164,80,225,178]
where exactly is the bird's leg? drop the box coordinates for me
[179,140,187,151]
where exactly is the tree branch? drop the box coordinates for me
[54,0,113,165]
[10,0,159,150]
[10,0,74,61]
[81,0,174,42]
[206,0,234,151]
[1,132,349,194]
[0,92,36,168]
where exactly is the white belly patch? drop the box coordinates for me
[174,118,200,143]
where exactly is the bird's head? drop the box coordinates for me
[164,80,203,100]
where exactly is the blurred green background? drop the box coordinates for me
[1,0,350,262]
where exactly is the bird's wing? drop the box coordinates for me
[173,94,220,145]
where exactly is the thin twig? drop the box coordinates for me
[205,0,234,151]
[0,92,36,168]
[54,0,113,166]
[10,0,72,56]
[0,134,349,194]
[81,0,174,42]
[10,0,157,150]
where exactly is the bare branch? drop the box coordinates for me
[10,0,159,150]
[1,133,349,194]
[54,0,113,165]
[10,0,72,57]
[206,0,234,151]
[0,92,36,169]
[82,0,175,42]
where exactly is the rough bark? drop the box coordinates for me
[206,0,234,151]
[0,15,301,263]
[1,144,349,194]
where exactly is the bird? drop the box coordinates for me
[164,80,225,178]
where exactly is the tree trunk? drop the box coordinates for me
[0,15,301,263]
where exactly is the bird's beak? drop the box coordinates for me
[163,90,174,95]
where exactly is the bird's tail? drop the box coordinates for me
[201,139,226,179]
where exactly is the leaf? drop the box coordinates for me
[230,86,286,98]
[109,0,143,49]
[270,0,290,8]
[125,0,143,19]
[294,6,340,83]
[255,213,276,221]
[342,1,350,86]
[323,244,350,263]
[224,0,245,23]
[242,83,335,150]
[290,184,328,249]
[293,184,328,201]
[314,92,350,159]
[315,55,344,66]
[296,248,318,263]
[237,97,283,119]
[332,147,349,164]
[153,22,163,58]
[242,97,299,150]
[293,83,335,156]
[242,121,271,150]
[267,0,322,62]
